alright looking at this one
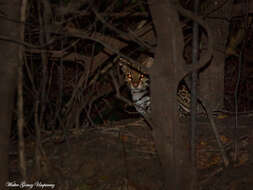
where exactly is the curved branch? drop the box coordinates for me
[175,3,214,77]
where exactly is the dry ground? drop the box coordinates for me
[8,114,253,190]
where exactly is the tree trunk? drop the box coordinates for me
[148,0,192,189]
[0,1,20,188]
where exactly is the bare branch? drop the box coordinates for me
[91,4,152,50]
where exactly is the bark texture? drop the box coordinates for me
[0,1,20,188]
[148,0,192,189]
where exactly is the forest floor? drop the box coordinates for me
[8,114,253,190]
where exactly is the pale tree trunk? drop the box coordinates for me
[0,0,20,188]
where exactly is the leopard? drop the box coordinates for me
[118,55,203,117]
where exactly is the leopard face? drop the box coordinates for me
[119,57,153,90]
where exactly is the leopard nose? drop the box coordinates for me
[132,82,138,87]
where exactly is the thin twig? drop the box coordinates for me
[0,34,56,48]
[17,0,28,180]
[234,1,249,162]
[34,100,41,178]
[191,0,199,188]
[200,98,230,167]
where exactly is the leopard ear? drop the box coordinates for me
[118,58,128,72]
[144,57,154,68]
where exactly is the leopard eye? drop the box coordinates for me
[127,73,132,80]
